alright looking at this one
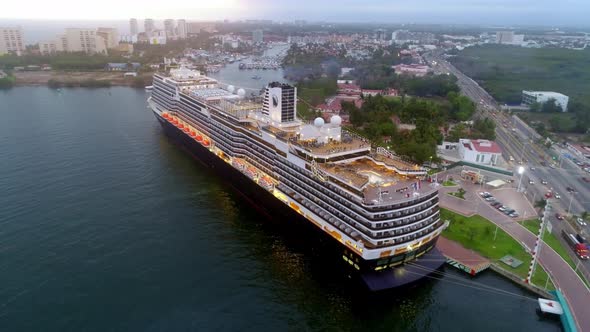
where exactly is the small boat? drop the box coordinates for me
[251,75,261,80]
[145,85,153,91]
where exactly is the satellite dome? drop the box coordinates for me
[314,117,325,127]
[237,88,246,97]
[227,85,235,93]
[330,115,342,126]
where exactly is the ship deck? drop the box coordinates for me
[320,157,435,203]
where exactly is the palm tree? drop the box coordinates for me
[535,199,547,209]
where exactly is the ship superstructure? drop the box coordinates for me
[149,68,446,289]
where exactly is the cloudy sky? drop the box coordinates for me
[1,0,588,26]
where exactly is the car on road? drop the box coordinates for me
[566,187,576,193]
[528,179,535,185]
[545,191,553,199]
[577,218,588,227]
[582,177,590,183]
[540,161,547,166]
[555,213,565,220]
[541,179,548,185]
[530,166,536,171]
[555,193,561,199]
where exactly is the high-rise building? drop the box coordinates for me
[144,19,155,35]
[130,18,138,35]
[263,82,296,123]
[39,41,57,55]
[0,27,25,56]
[164,19,175,37]
[252,29,263,43]
[97,27,119,49]
[63,28,107,54]
[495,31,525,45]
[177,19,187,39]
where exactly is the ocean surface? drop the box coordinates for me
[0,87,560,332]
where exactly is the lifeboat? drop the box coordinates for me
[196,135,203,141]
[183,127,189,133]
[178,123,184,129]
[203,139,210,147]
[172,119,178,125]
[189,131,196,137]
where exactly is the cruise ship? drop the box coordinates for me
[148,68,447,290]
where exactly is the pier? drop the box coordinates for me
[437,237,491,275]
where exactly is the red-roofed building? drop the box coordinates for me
[458,139,502,165]
[337,83,361,96]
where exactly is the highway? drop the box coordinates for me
[424,52,590,217]
[425,51,590,329]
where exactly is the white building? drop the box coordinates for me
[97,27,119,49]
[144,19,155,35]
[392,64,430,77]
[496,31,525,45]
[458,139,502,166]
[63,28,107,54]
[130,18,138,35]
[177,19,187,39]
[0,27,25,56]
[149,30,167,45]
[522,90,569,112]
[164,19,175,38]
[39,41,57,55]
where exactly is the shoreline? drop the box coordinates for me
[12,70,152,88]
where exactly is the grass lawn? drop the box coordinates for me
[441,209,554,290]
[520,218,589,287]
[442,180,457,187]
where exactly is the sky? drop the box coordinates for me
[1,0,588,26]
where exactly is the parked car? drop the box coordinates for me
[504,209,516,215]
[577,218,588,227]
[499,206,508,212]
[555,193,561,199]
[582,177,590,183]
[491,201,502,207]
[479,192,491,198]
[567,187,576,193]
[509,212,519,218]
[555,213,565,220]
[545,192,553,199]
[485,196,496,201]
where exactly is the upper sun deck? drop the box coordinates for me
[319,156,433,204]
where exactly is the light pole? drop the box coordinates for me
[567,192,575,217]
[517,166,525,192]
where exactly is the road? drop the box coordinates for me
[439,183,590,332]
[424,52,590,217]
[424,51,590,330]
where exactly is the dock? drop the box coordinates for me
[437,237,491,275]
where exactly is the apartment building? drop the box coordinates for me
[0,27,25,56]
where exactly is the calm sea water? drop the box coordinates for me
[208,45,293,94]
[0,87,560,332]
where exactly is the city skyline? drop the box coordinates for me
[1,0,589,27]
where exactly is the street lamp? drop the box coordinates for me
[567,192,575,217]
[517,166,525,192]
